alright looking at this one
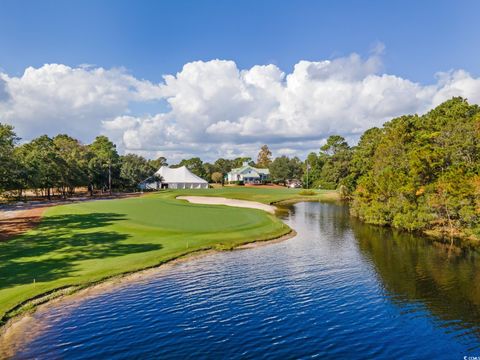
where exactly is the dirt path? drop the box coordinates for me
[177,196,276,214]
[0,206,50,241]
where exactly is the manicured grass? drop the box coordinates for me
[0,188,337,323]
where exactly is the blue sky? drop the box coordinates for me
[0,0,479,161]
[1,0,478,82]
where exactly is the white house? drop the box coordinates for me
[226,162,270,184]
[140,166,208,190]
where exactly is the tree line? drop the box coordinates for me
[170,145,304,186]
[0,128,304,199]
[1,97,478,239]
[302,97,479,241]
[0,131,167,199]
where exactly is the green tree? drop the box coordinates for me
[316,135,352,189]
[343,127,383,193]
[303,152,324,188]
[202,162,216,182]
[173,157,207,179]
[269,156,290,183]
[320,135,349,155]
[350,97,480,239]
[269,156,304,184]
[53,134,89,197]
[88,136,119,194]
[213,158,234,185]
[149,156,168,170]
[233,157,253,168]
[120,154,156,189]
[289,156,304,180]
[214,158,233,174]
[20,135,63,199]
[0,123,19,194]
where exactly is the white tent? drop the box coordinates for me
[141,166,209,190]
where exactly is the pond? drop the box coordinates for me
[6,202,480,359]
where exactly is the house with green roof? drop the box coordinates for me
[226,162,270,184]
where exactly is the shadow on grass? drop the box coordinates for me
[0,213,162,289]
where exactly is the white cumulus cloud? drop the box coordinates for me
[0,64,162,141]
[1,52,480,162]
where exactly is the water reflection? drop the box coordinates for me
[285,202,352,249]
[352,218,480,336]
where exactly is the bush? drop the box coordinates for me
[229,181,244,186]
[337,184,349,200]
[299,189,316,196]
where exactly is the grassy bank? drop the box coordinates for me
[0,188,337,324]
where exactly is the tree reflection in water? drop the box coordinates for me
[352,218,480,335]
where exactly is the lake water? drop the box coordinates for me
[7,202,480,359]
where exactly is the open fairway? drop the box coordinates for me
[0,188,337,323]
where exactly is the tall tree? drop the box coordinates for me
[320,135,349,155]
[302,152,324,188]
[257,145,272,168]
[20,135,63,199]
[269,156,304,184]
[202,162,216,182]
[53,134,89,197]
[173,157,206,179]
[0,123,19,193]
[149,156,168,170]
[214,158,233,174]
[214,158,234,185]
[120,154,155,189]
[233,157,253,168]
[88,136,119,194]
[313,135,352,189]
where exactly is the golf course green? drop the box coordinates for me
[0,188,337,324]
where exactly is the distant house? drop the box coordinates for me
[139,166,209,190]
[226,162,270,184]
[286,179,302,188]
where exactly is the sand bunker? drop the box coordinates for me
[177,196,276,214]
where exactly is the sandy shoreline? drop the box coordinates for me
[0,229,296,357]
[177,196,277,214]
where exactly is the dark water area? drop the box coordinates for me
[10,202,480,359]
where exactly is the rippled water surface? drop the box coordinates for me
[8,203,480,359]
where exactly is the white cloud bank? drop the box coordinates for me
[1,53,480,161]
[0,64,162,141]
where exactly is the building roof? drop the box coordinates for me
[155,166,208,184]
[229,164,270,175]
